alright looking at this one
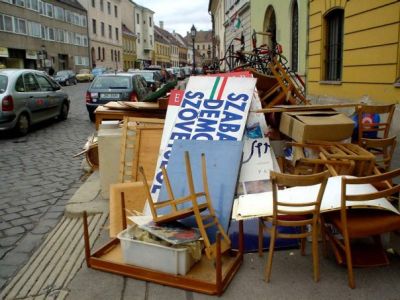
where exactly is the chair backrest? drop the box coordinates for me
[270,170,330,229]
[361,136,397,172]
[341,168,400,213]
[357,104,395,144]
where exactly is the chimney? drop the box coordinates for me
[159,21,164,29]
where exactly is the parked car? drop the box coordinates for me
[85,73,151,121]
[91,67,108,78]
[181,66,192,77]
[171,67,185,80]
[0,69,70,135]
[128,69,162,91]
[53,70,77,86]
[76,69,94,82]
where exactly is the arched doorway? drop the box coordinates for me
[91,47,95,68]
[263,5,276,50]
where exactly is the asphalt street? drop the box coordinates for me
[0,82,95,290]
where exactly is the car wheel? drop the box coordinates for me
[58,101,69,121]
[65,79,70,86]
[74,79,77,85]
[88,112,96,122]
[15,113,29,136]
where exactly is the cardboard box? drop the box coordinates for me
[279,110,354,142]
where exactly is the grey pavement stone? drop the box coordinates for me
[0,247,12,260]
[2,213,21,222]
[25,201,50,210]
[0,263,18,279]
[2,252,29,265]
[66,266,124,300]
[5,207,24,214]
[31,219,58,234]
[10,218,32,227]
[44,212,64,219]
[23,223,34,231]
[28,194,52,203]
[0,222,12,231]
[12,233,43,253]
[20,209,41,217]
[4,226,25,236]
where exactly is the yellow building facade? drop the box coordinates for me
[122,25,137,71]
[307,0,400,104]
[153,41,170,67]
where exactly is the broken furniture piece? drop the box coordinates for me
[118,117,164,183]
[82,210,243,295]
[139,151,231,259]
[321,168,400,288]
[288,141,376,177]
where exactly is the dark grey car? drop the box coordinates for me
[0,69,70,135]
[85,73,150,121]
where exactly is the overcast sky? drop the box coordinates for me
[133,0,212,37]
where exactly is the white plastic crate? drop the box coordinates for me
[117,226,196,275]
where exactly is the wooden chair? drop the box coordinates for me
[356,104,395,145]
[360,136,397,172]
[321,168,400,288]
[139,151,231,259]
[259,170,330,282]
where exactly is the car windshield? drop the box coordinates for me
[132,72,153,81]
[92,76,130,89]
[0,75,7,93]
[56,71,69,76]
[79,69,90,74]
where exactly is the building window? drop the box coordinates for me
[97,46,101,60]
[54,6,64,21]
[114,5,117,17]
[136,13,139,24]
[108,24,112,39]
[291,0,298,72]
[107,2,111,14]
[45,3,53,18]
[100,0,104,11]
[47,27,54,40]
[111,49,113,61]
[117,51,120,62]
[149,16,152,27]
[101,22,105,36]
[92,19,96,34]
[91,0,95,8]
[26,0,39,11]
[102,47,105,60]
[115,27,119,40]
[150,34,152,46]
[325,9,344,81]
[137,32,140,43]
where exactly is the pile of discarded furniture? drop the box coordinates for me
[81,69,399,295]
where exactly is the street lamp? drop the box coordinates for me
[190,24,197,75]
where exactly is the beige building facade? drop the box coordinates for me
[78,0,122,70]
[133,2,154,68]
[0,0,89,72]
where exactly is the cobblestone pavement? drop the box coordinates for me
[0,82,95,290]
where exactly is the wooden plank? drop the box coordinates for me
[255,103,359,113]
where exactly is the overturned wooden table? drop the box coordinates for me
[94,101,167,130]
[291,140,376,177]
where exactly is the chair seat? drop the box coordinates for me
[324,209,400,238]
